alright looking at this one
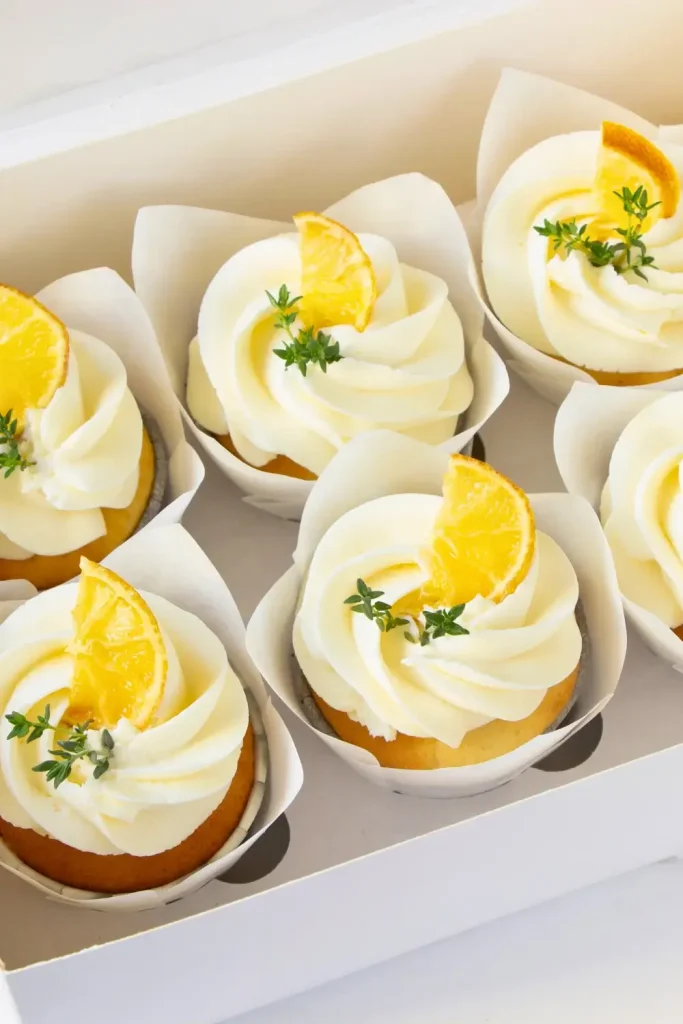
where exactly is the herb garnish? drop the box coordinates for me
[404,605,469,646]
[344,577,410,633]
[0,409,34,478]
[5,704,114,788]
[534,184,661,280]
[344,578,470,646]
[267,285,343,376]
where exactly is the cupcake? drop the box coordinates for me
[0,282,166,591]
[0,555,262,895]
[556,382,683,662]
[133,174,509,518]
[476,70,683,402]
[247,432,624,794]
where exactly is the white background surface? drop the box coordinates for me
[2,1,680,1022]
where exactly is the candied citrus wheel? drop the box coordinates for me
[0,285,69,425]
[294,211,376,331]
[65,557,167,730]
[419,454,535,609]
[595,121,679,229]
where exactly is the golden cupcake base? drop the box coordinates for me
[0,424,159,591]
[552,351,683,387]
[311,666,580,769]
[0,722,256,894]
[216,432,316,481]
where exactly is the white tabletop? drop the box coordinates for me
[229,860,683,1023]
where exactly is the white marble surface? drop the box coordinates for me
[229,859,683,1023]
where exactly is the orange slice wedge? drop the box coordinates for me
[0,285,69,425]
[66,557,167,730]
[294,211,376,331]
[595,122,679,230]
[418,455,535,610]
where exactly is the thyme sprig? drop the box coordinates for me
[404,605,469,646]
[344,577,410,633]
[267,285,343,376]
[344,579,470,646]
[5,705,114,788]
[534,184,661,281]
[0,409,34,478]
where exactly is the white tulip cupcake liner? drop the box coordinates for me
[0,524,304,911]
[468,68,683,406]
[0,268,205,593]
[246,432,626,799]
[132,173,509,521]
[135,411,168,529]
[555,381,683,671]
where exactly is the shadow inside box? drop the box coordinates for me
[534,711,604,772]
[217,814,291,884]
[469,432,486,462]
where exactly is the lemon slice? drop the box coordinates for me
[66,557,167,730]
[418,455,535,610]
[0,285,69,425]
[595,122,679,230]
[294,211,377,331]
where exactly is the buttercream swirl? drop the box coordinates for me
[0,332,143,560]
[293,493,581,747]
[0,585,249,856]
[187,233,473,475]
[601,392,683,626]
[482,132,683,373]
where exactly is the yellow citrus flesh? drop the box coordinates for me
[0,285,69,425]
[294,211,377,331]
[595,121,679,230]
[417,455,535,611]
[65,558,167,730]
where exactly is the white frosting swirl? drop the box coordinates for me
[601,392,683,626]
[293,494,581,747]
[0,585,249,856]
[187,233,473,475]
[482,132,683,373]
[0,331,143,560]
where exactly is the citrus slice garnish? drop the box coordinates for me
[595,122,679,230]
[418,454,535,610]
[0,285,69,425]
[293,211,377,331]
[65,557,167,730]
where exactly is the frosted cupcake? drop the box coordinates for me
[478,70,683,397]
[292,454,582,768]
[133,174,509,518]
[0,285,163,590]
[0,556,260,894]
[248,432,625,796]
[188,211,473,480]
[556,384,683,650]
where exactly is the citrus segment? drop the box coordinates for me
[0,285,69,425]
[294,211,376,331]
[419,455,535,609]
[595,122,679,229]
[65,557,167,730]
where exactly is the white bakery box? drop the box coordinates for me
[3,1,683,1022]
